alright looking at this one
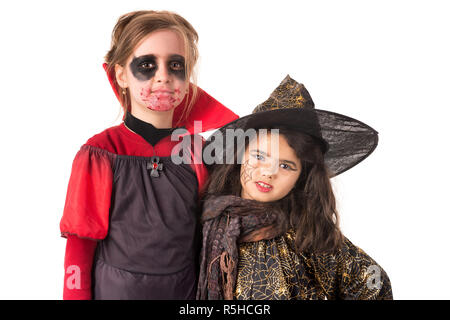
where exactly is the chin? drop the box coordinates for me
[257,198,274,203]
[146,107,175,112]
[249,193,276,203]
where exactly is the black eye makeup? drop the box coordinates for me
[168,54,186,80]
[129,55,157,81]
[129,54,186,81]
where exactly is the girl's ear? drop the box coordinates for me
[115,64,128,89]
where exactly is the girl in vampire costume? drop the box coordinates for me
[197,75,393,300]
[60,10,238,300]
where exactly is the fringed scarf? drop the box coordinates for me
[197,195,288,300]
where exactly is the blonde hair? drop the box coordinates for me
[105,10,199,125]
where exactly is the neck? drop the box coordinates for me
[130,107,174,129]
[124,112,177,146]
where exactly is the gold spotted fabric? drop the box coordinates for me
[235,230,393,300]
[252,75,315,113]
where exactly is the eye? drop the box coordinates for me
[170,61,185,70]
[254,154,264,161]
[139,62,156,69]
[280,163,292,170]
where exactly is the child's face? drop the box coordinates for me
[240,132,301,202]
[116,29,188,113]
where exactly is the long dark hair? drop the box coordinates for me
[204,127,343,253]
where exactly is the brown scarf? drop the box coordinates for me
[196,195,287,300]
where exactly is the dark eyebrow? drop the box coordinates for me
[169,54,185,61]
[250,149,299,170]
[132,54,185,62]
[133,54,156,61]
[250,149,268,156]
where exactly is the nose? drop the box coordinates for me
[261,170,273,179]
[154,62,170,83]
[260,160,278,178]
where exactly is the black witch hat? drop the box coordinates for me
[205,75,378,177]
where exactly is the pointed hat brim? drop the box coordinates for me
[205,98,378,177]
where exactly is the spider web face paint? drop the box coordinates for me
[240,159,257,186]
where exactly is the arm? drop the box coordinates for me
[60,145,114,299]
[63,235,97,300]
[337,238,393,300]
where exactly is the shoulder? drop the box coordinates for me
[84,124,124,153]
[339,237,370,261]
[335,236,393,299]
[329,236,383,274]
[338,237,385,269]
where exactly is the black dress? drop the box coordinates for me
[61,114,202,299]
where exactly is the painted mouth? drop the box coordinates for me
[139,87,180,111]
[142,94,176,111]
[152,89,174,94]
[255,181,273,192]
[152,92,173,99]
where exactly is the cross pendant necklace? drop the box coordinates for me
[147,156,163,177]
[124,122,164,178]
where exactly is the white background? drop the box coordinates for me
[0,0,449,299]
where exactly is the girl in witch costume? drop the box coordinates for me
[60,10,238,300]
[197,75,393,300]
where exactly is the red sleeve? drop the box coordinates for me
[60,145,114,240]
[63,235,97,300]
